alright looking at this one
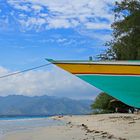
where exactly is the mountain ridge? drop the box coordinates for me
[0,95,92,116]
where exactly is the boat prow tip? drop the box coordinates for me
[45,58,55,63]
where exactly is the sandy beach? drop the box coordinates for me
[2,113,140,140]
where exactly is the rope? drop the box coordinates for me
[0,63,52,79]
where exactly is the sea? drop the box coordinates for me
[0,116,64,138]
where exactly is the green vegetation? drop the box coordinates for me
[91,93,114,113]
[93,0,140,112]
[91,92,133,113]
[99,0,140,60]
[91,93,113,111]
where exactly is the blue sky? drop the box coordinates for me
[0,0,116,99]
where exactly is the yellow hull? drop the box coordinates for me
[55,62,140,75]
[47,59,140,107]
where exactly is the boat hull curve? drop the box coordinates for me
[77,74,140,108]
[46,59,140,108]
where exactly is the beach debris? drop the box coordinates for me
[107,134,114,139]
[99,119,105,121]
[101,132,108,135]
[94,130,100,133]
[58,115,63,118]
[133,117,140,120]
[79,121,126,140]
[81,124,88,130]
[66,121,74,128]
[128,121,135,124]
[118,138,127,140]
[109,116,133,120]
[67,121,72,124]
[82,124,88,128]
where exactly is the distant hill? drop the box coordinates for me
[0,95,92,116]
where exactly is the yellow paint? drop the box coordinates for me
[55,63,140,75]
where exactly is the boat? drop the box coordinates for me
[46,59,140,108]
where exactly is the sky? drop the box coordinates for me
[0,0,118,99]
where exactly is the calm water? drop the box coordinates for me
[0,116,64,138]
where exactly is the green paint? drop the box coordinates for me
[77,75,140,108]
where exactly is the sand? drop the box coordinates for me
[2,113,140,140]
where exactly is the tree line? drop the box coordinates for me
[92,0,140,112]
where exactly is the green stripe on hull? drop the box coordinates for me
[77,75,140,108]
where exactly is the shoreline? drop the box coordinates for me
[2,113,140,140]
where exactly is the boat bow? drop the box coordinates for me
[46,59,140,108]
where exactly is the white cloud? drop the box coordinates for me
[0,66,9,75]
[47,18,71,29]
[76,28,112,42]
[0,66,100,99]
[19,17,46,30]
[85,22,111,30]
[6,0,117,30]
[31,5,42,12]
[7,1,31,11]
